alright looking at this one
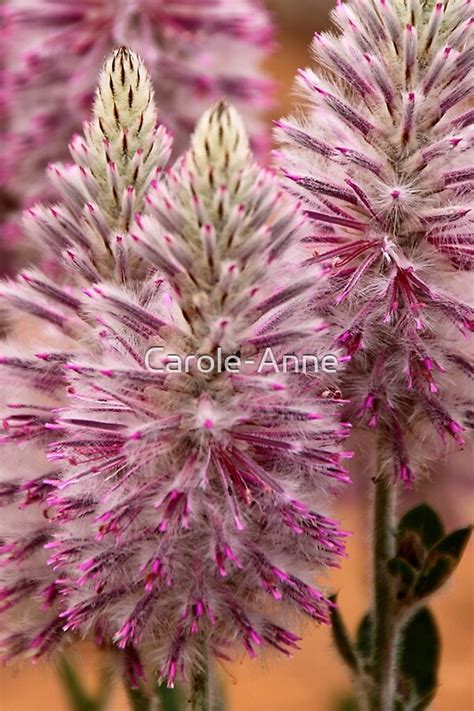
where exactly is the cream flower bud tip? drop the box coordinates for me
[19,49,172,266]
[189,100,250,173]
[3,0,273,259]
[93,47,157,140]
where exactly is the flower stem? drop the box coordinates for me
[58,653,113,711]
[189,644,212,711]
[124,684,152,711]
[368,437,398,711]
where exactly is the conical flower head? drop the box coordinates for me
[1,0,273,254]
[17,47,171,288]
[277,0,473,484]
[84,46,161,222]
[0,47,170,661]
[0,54,349,682]
[45,102,350,684]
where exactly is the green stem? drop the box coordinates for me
[329,594,359,674]
[368,438,398,711]
[58,653,113,711]
[189,643,212,711]
[124,683,152,711]
[155,682,185,711]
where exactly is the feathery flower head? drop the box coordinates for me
[0,328,73,662]
[277,0,473,485]
[19,46,172,286]
[0,46,169,665]
[1,0,274,243]
[0,50,349,684]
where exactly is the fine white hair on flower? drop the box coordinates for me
[0,51,350,686]
[18,48,172,284]
[276,0,473,485]
[1,0,274,275]
[0,325,73,661]
[84,47,164,223]
[0,47,170,668]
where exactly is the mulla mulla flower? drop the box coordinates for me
[277,0,473,484]
[0,49,350,695]
[0,46,171,664]
[1,0,273,251]
[18,46,172,287]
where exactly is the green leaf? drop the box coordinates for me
[58,655,108,711]
[125,684,151,711]
[387,557,416,586]
[334,694,359,711]
[96,664,114,709]
[355,613,372,661]
[154,682,185,711]
[415,557,452,599]
[387,557,418,603]
[415,526,472,599]
[398,505,444,550]
[329,594,358,672]
[397,607,440,710]
[432,526,472,559]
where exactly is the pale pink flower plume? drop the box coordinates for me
[0,0,274,274]
[277,0,473,485]
[0,48,349,687]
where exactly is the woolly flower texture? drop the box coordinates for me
[0,0,273,279]
[1,0,273,206]
[277,0,473,485]
[0,49,350,686]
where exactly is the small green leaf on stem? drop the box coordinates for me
[58,654,112,711]
[398,505,444,550]
[124,683,151,711]
[431,525,472,559]
[396,606,440,710]
[387,557,416,586]
[396,505,445,570]
[154,681,185,711]
[355,613,373,661]
[387,557,417,602]
[329,594,358,672]
[415,526,472,599]
[334,693,359,711]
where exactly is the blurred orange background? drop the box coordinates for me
[1,2,473,709]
